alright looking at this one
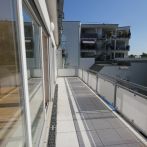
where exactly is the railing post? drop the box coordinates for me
[87,71,89,84]
[82,68,83,80]
[96,74,98,94]
[114,82,117,108]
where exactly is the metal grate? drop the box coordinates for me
[48,85,58,147]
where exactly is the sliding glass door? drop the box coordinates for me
[22,5,45,146]
[42,31,51,106]
[0,0,26,146]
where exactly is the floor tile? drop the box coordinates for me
[91,119,112,130]
[96,129,123,146]
[116,128,139,144]
[57,120,75,133]
[56,132,79,147]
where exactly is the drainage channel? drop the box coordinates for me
[48,85,58,147]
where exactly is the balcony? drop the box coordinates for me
[81,33,98,39]
[110,45,130,51]
[115,45,130,51]
[52,68,147,147]
[117,31,131,39]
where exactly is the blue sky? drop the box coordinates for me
[64,0,147,55]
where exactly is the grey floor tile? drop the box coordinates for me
[96,129,123,146]
[107,118,126,129]
[76,131,85,146]
[91,119,113,130]
[89,131,103,146]
[127,142,146,147]
[116,128,139,144]
[105,144,128,147]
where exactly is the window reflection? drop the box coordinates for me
[42,31,50,106]
[23,6,45,146]
[0,0,26,147]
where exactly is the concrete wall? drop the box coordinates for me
[62,21,80,68]
[100,62,147,87]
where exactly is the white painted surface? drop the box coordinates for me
[56,78,79,147]
[97,78,115,104]
[78,69,83,79]
[34,0,56,47]
[58,68,78,77]
[82,70,88,83]
[80,58,95,70]
[57,49,63,68]
[116,87,147,136]
[62,21,80,68]
[88,73,97,91]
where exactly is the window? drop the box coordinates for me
[23,6,45,146]
[0,0,26,146]
[42,30,51,106]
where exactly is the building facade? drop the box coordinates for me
[61,22,131,69]
[81,24,131,60]
[0,0,63,147]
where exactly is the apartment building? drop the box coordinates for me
[0,0,63,147]
[81,24,131,60]
[61,22,131,69]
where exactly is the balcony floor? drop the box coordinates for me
[56,77,146,147]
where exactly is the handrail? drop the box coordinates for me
[82,69,147,99]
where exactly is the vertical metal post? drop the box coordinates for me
[40,28,47,118]
[87,71,89,84]
[114,82,117,108]
[16,0,33,146]
[82,68,83,80]
[96,75,98,94]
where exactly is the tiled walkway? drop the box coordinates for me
[56,77,146,147]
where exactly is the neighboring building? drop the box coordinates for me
[81,24,131,60]
[61,22,131,69]
[0,0,63,147]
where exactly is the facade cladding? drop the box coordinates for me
[0,0,63,147]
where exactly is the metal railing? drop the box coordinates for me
[78,68,147,137]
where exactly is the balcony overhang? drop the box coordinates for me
[46,0,59,46]
[82,40,96,44]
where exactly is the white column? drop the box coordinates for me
[16,0,33,147]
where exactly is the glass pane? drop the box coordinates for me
[22,6,45,146]
[42,31,50,106]
[0,0,26,147]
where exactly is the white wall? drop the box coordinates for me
[58,68,78,77]
[78,69,83,79]
[80,58,95,70]
[62,21,80,68]
[82,70,88,83]
[97,78,115,105]
[116,86,147,136]
[57,48,63,68]
[88,73,97,91]
[34,0,56,47]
